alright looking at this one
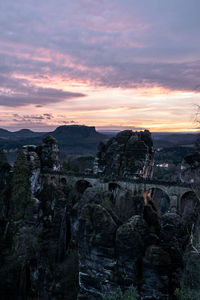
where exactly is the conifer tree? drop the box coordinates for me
[11,150,31,220]
[0,150,8,167]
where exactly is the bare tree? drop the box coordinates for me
[193,104,200,150]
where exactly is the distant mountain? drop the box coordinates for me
[50,125,107,158]
[0,128,44,140]
[0,126,199,164]
[0,125,107,163]
[14,129,45,139]
[51,125,103,139]
[152,132,199,148]
[0,128,13,139]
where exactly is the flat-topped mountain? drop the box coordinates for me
[52,125,102,139]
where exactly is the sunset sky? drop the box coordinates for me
[0,0,200,132]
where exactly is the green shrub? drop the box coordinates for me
[104,286,137,300]
[175,253,200,300]
[175,287,199,300]
[101,196,112,210]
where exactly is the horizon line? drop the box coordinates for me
[0,124,199,134]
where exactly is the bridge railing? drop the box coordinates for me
[40,170,192,188]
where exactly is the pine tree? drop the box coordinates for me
[11,150,31,220]
[0,150,8,167]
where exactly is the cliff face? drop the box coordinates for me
[77,187,199,299]
[0,136,77,300]
[0,132,199,300]
[22,145,41,193]
[77,132,200,299]
[40,135,60,171]
[94,130,154,178]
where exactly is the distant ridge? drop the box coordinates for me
[0,128,44,140]
[0,125,107,162]
[0,126,199,163]
[152,132,199,147]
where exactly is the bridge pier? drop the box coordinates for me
[169,194,178,213]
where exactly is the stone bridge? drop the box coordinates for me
[41,172,199,214]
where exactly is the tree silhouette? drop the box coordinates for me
[11,150,31,220]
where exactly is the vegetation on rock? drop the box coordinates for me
[175,253,200,300]
[104,286,137,300]
[175,287,199,300]
[0,150,8,166]
[11,150,31,220]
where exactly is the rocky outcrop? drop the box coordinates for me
[39,135,60,172]
[22,145,41,193]
[78,203,118,299]
[116,215,149,288]
[94,130,154,178]
[0,136,77,300]
[77,184,200,299]
[180,151,200,184]
[0,131,199,300]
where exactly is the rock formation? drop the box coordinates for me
[0,135,75,300]
[77,184,200,299]
[22,145,41,193]
[77,132,200,299]
[39,135,60,171]
[0,131,199,300]
[93,130,154,178]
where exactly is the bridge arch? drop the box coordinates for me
[60,177,67,185]
[108,182,121,192]
[75,179,92,193]
[144,187,170,215]
[50,176,56,185]
[180,191,199,215]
